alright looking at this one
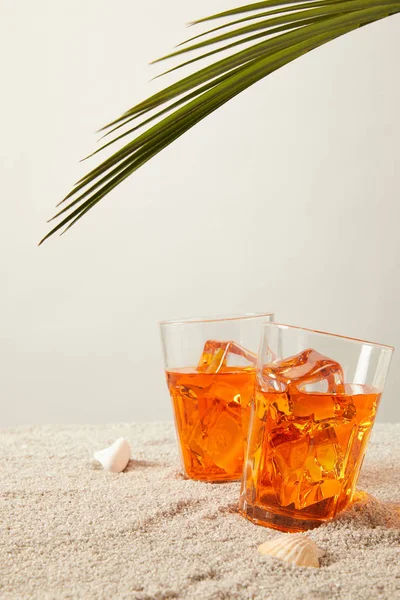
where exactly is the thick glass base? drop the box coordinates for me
[238,497,330,532]
[183,469,242,483]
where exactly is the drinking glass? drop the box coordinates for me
[239,322,393,531]
[160,313,274,482]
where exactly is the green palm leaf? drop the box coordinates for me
[40,0,400,244]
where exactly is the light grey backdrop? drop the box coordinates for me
[1,1,399,426]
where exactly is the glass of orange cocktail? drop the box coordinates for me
[160,313,273,482]
[239,322,393,532]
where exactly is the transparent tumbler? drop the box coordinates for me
[239,322,393,531]
[160,313,274,482]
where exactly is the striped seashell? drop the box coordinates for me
[258,534,322,568]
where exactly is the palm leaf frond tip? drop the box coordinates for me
[39,0,400,244]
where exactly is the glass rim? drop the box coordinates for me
[159,312,274,326]
[262,321,394,351]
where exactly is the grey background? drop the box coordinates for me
[1,1,399,425]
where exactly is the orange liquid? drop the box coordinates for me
[241,350,380,531]
[166,367,255,481]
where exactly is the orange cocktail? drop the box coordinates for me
[166,363,255,481]
[240,323,393,532]
[160,314,274,482]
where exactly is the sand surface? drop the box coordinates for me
[1,422,399,599]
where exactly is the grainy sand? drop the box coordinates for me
[1,423,399,600]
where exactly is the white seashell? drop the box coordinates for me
[258,534,322,568]
[94,437,131,473]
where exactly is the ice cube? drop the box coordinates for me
[295,427,343,509]
[333,394,356,423]
[266,348,344,394]
[206,408,243,472]
[296,426,343,509]
[208,379,241,405]
[186,397,225,460]
[267,425,310,507]
[311,427,342,476]
[267,423,344,510]
[262,349,347,422]
[197,340,257,374]
[186,398,243,473]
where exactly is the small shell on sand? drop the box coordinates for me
[94,438,131,473]
[258,534,322,568]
